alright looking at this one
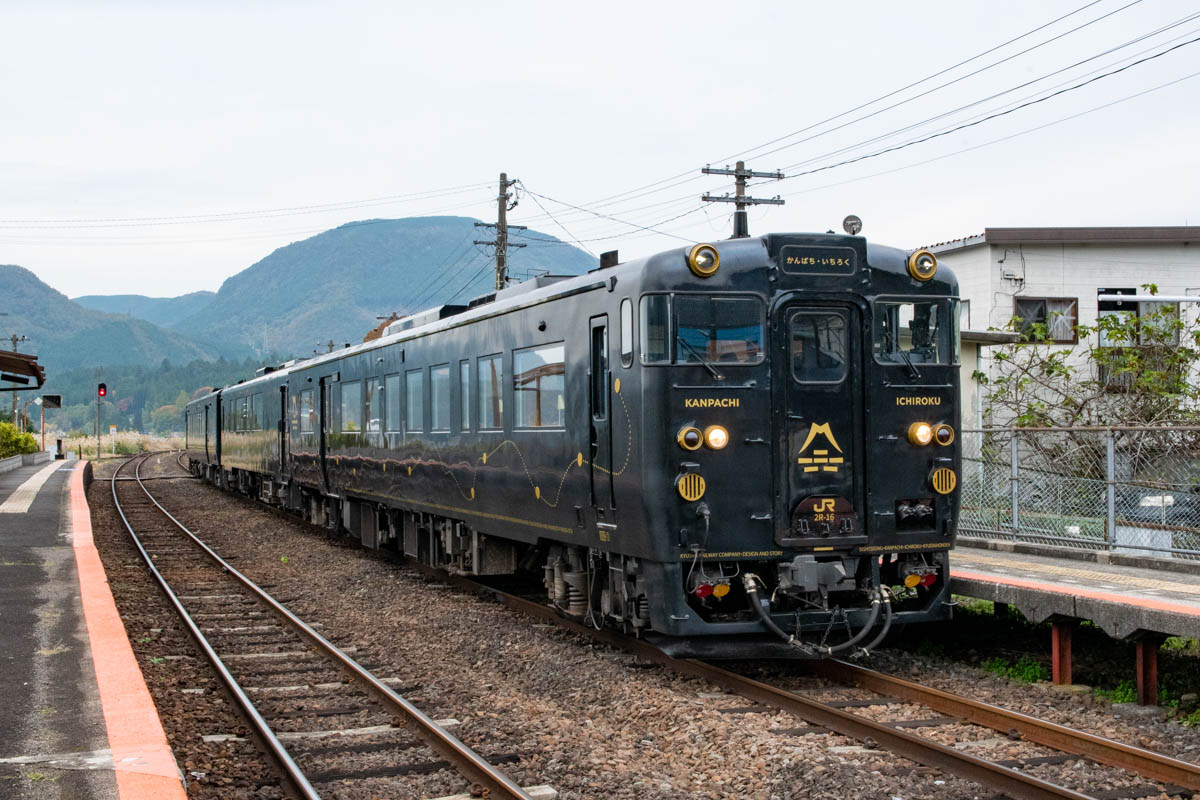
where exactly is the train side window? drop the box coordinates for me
[341,381,362,432]
[431,364,450,432]
[639,294,670,364]
[514,343,565,429]
[406,368,424,433]
[385,374,401,433]
[478,354,503,430]
[365,377,382,435]
[620,298,633,368]
[253,392,264,430]
[790,312,847,383]
[299,389,314,434]
[459,360,471,432]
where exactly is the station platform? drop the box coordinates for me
[0,459,185,799]
[950,538,1200,703]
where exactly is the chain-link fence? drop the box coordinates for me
[960,426,1200,560]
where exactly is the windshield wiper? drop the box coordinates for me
[676,335,724,380]
[897,347,922,380]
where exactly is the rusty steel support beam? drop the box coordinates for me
[1052,619,1076,685]
[1136,636,1164,706]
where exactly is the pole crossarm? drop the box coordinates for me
[701,194,785,206]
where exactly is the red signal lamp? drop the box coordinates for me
[920,572,937,587]
[97,383,108,398]
[694,583,714,599]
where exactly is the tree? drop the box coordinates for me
[979,285,1200,479]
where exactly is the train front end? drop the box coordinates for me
[638,232,960,657]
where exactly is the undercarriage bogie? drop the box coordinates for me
[541,546,652,628]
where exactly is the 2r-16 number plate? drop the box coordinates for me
[791,495,859,538]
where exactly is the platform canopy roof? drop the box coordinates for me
[0,350,46,392]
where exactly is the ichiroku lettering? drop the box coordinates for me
[896,396,942,406]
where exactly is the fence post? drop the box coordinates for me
[1106,428,1116,551]
[1010,431,1020,538]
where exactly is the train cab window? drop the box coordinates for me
[406,369,424,433]
[478,355,503,430]
[620,298,633,368]
[459,360,471,432]
[341,381,362,432]
[790,312,847,383]
[385,374,401,433]
[874,299,953,366]
[431,365,450,432]
[675,295,764,365]
[365,377,382,436]
[640,295,670,364]
[514,343,565,429]
[299,389,315,434]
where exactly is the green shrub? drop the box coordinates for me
[982,655,1050,683]
[0,422,38,458]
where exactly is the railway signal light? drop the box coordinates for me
[97,383,107,398]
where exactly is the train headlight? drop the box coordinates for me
[907,249,938,281]
[687,244,720,278]
[907,421,933,446]
[704,425,729,450]
[677,426,703,451]
[934,424,955,446]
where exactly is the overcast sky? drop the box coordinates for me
[2,0,1198,298]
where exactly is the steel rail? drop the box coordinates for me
[111,454,321,800]
[809,659,1200,791]
[116,453,534,800]
[445,571,1096,800]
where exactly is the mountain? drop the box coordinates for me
[176,217,598,357]
[0,265,227,374]
[72,291,215,328]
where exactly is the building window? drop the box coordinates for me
[385,374,401,432]
[514,343,566,428]
[1013,297,1077,344]
[431,364,450,432]
[460,360,471,432]
[406,369,424,433]
[341,380,362,432]
[1097,289,1181,390]
[479,354,503,430]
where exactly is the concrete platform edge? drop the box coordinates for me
[71,461,188,799]
[957,535,1199,577]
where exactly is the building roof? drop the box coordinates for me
[0,350,46,391]
[929,226,1200,253]
[961,329,1019,346]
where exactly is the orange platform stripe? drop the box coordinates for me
[953,568,1200,618]
[70,462,187,798]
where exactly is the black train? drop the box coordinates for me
[186,231,961,657]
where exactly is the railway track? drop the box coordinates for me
[111,453,544,800]
[437,569,1200,800]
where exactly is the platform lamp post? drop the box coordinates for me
[39,395,61,453]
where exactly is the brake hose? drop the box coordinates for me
[742,573,886,656]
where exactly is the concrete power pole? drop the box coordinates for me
[475,173,527,291]
[9,333,28,427]
[701,161,786,238]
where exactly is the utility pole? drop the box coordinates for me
[475,172,526,291]
[701,161,786,239]
[9,333,28,427]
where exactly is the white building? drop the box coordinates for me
[930,227,1200,426]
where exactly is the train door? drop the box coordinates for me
[773,302,866,549]
[278,384,288,481]
[203,402,211,462]
[318,374,334,495]
[588,315,616,531]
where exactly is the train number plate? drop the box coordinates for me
[791,495,859,538]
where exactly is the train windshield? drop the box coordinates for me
[676,295,765,364]
[873,298,957,365]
